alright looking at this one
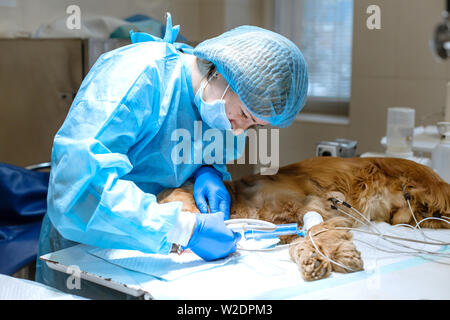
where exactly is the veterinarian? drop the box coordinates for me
[36,13,308,296]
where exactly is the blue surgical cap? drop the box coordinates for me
[194,25,309,128]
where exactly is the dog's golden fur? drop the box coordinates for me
[157,157,450,281]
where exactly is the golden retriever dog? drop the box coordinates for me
[157,157,450,281]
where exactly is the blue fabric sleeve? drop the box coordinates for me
[212,164,231,181]
[47,94,181,255]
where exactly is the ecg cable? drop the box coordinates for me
[223,191,450,271]
[329,195,450,265]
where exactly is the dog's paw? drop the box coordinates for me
[289,241,332,281]
[289,227,364,280]
[300,249,332,281]
[332,241,364,273]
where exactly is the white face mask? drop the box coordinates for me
[194,73,231,131]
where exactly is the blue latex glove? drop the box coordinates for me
[186,212,241,261]
[193,166,231,220]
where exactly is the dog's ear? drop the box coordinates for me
[440,182,450,216]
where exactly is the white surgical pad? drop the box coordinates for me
[88,248,236,281]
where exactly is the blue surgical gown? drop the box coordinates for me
[35,17,245,297]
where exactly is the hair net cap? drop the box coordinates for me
[194,26,308,127]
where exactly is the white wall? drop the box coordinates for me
[225,0,273,30]
[274,0,450,166]
[349,0,449,154]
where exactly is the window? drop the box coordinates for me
[274,0,353,115]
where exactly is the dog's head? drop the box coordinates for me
[403,179,450,229]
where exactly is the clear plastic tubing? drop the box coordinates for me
[244,223,299,240]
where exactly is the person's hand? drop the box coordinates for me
[185,212,241,261]
[193,166,231,220]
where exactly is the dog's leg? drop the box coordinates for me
[289,216,364,281]
[157,184,200,213]
[289,231,332,281]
